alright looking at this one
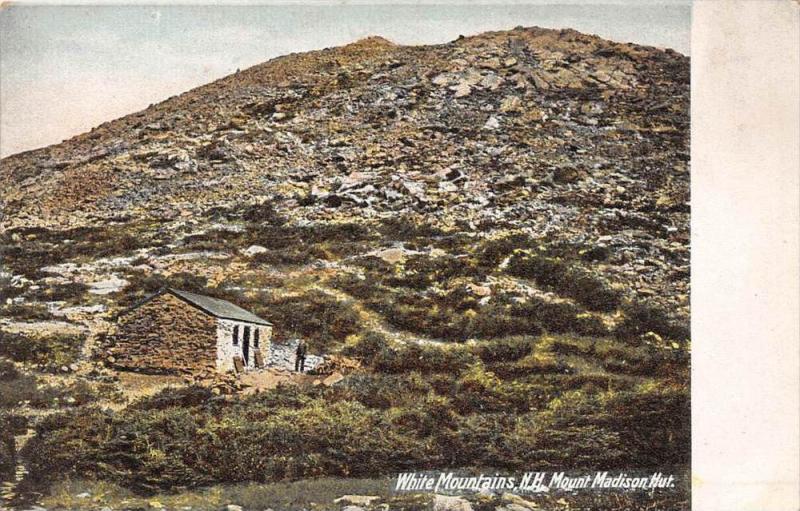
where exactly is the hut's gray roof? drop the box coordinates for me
[167,288,272,326]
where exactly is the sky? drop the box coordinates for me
[0,1,690,158]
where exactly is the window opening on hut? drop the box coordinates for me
[232,325,239,345]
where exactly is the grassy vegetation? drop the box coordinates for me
[0,359,98,409]
[25,282,89,304]
[258,290,362,352]
[0,411,27,478]
[0,302,54,320]
[20,327,689,496]
[182,209,376,264]
[37,476,689,511]
[329,269,610,342]
[2,213,689,509]
[39,477,401,511]
[0,224,160,279]
[0,331,83,372]
[505,250,622,312]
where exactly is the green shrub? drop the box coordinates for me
[372,343,478,375]
[470,337,536,364]
[27,282,89,303]
[242,202,287,225]
[0,331,82,370]
[377,215,444,241]
[328,273,377,300]
[23,399,437,493]
[448,413,519,467]
[0,413,20,477]
[181,229,244,251]
[388,393,458,437]
[0,303,53,320]
[599,383,690,467]
[327,372,433,409]
[615,302,689,341]
[0,275,24,302]
[0,372,93,409]
[2,225,160,279]
[506,252,621,312]
[0,359,21,381]
[474,234,535,269]
[341,331,390,362]
[511,351,572,376]
[302,222,371,244]
[509,298,583,334]
[262,290,361,352]
[19,379,690,495]
[451,364,556,414]
[129,385,214,411]
[386,255,480,290]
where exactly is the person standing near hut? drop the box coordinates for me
[295,339,307,372]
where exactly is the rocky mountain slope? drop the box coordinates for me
[0,26,689,508]
[1,26,689,325]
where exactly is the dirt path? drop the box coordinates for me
[238,368,317,394]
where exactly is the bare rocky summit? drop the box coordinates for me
[1,26,689,327]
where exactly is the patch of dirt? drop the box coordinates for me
[239,368,315,394]
[115,372,186,401]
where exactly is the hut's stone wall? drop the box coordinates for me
[216,319,272,373]
[110,293,218,374]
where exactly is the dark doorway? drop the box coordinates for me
[242,326,251,365]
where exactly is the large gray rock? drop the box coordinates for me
[433,495,473,511]
[334,495,381,506]
[267,339,323,372]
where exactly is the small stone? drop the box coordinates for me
[226,505,244,511]
[499,96,522,113]
[592,70,612,83]
[451,81,472,98]
[334,495,381,506]
[483,116,500,130]
[479,57,502,70]
[500,493,539,510]
[373,248,406,264]
[322,372,344,386]
[432,73,450,86]
[467,284,492,297]
[433,495,473,511]
[242,245,268,257]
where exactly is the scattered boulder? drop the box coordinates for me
[499,96,523,113]
[242,245,268,257]
[483,116,501,130]
[433,495,473,511]
[334,495,381,506]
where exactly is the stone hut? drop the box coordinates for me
[110,288,272,375]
